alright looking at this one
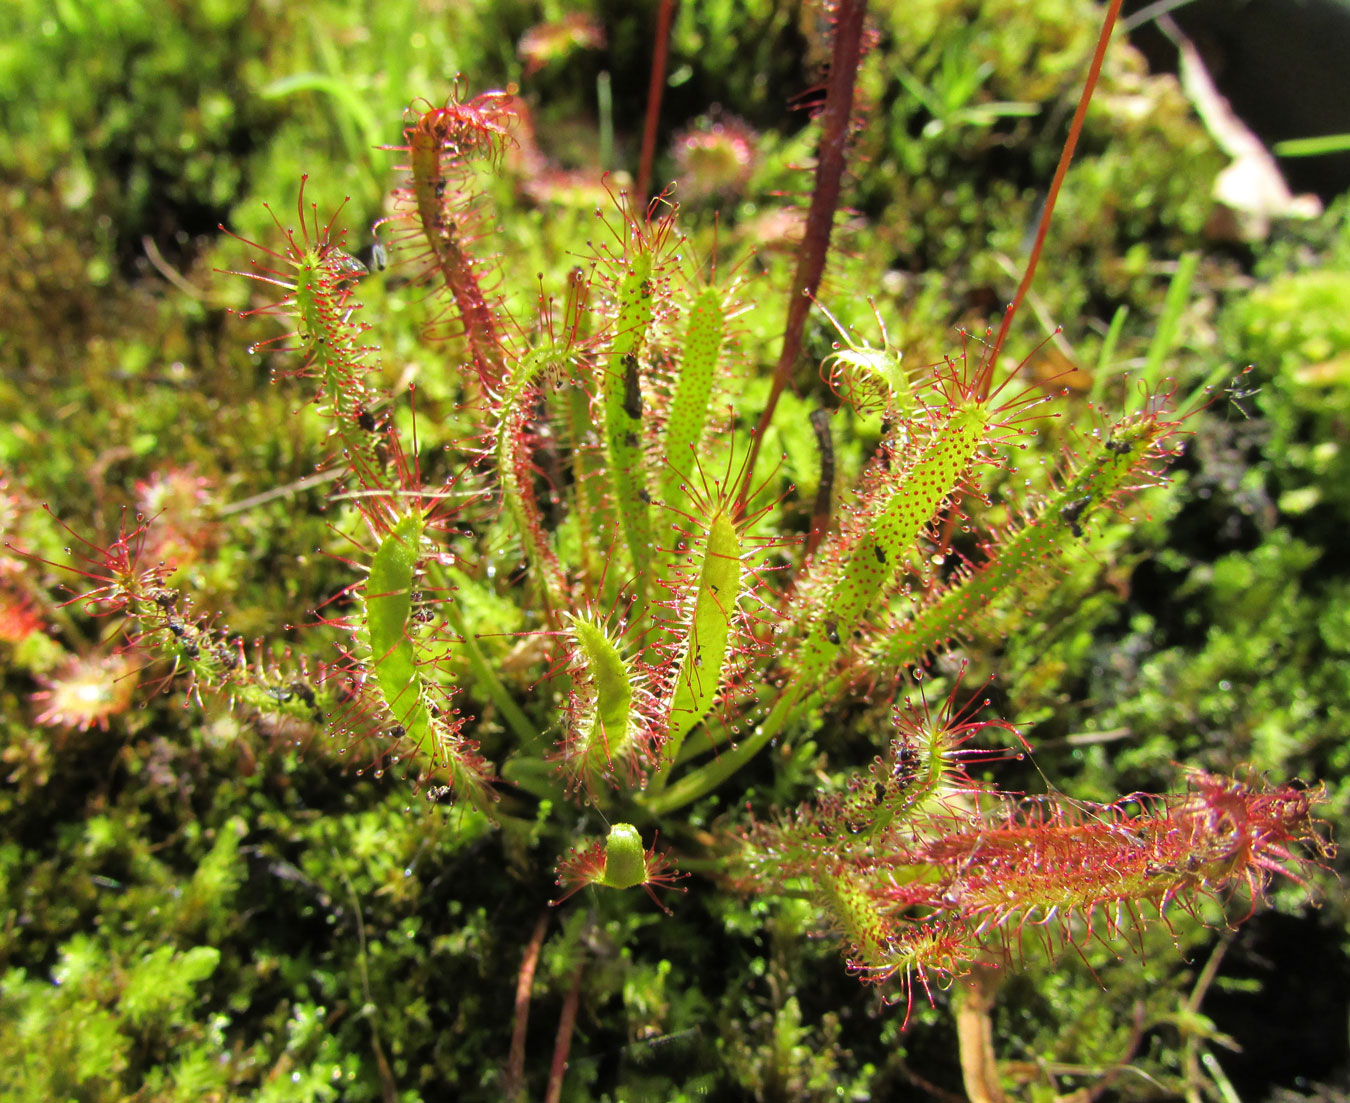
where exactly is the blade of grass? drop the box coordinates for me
[1089,304,1129,407]
[1136,251,1199,411]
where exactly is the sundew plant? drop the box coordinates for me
[3,1,1338,1099]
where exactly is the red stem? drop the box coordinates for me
[637,0,676,204]
[739,0,868,507]
[975,0,1123,401]
[544,958,585,1103]
[505,911,550,1103]
[935,0,1122,556]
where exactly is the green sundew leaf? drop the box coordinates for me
[819,869,893,969]
[871,411,1174,669]
[562,383,607,585]
[662,286,724,499]
[814,300,917,421]
[605,258,655,596]
[365,514,430,741]
[794,403,990,687]
[665,510,741,761]
[601,823,647,889]
[651,287,727,630]
[364,517,495,806]
[655,405,993,814]
[493,346,569,612]
[820,344,917,420]
[290,248,381,481]
[567,615,638,785]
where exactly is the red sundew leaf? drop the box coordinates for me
[7,506,170,618]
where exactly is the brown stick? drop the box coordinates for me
[505,911,550,1103]
[739,0,868,508]
[954,964,1007,1103]
[636,0,676,204]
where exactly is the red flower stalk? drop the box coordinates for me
[740,0,870,508]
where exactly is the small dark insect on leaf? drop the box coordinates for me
[637,489,652,504]
[324,247,368,281]
[425,784,454,804]
[873,543,886,565]
[625,431,639,449]
[810,407,835,472]
[824,619,840,646]
[357,407,378,432]
[622,353,643,419]
[892,738,920,791]
[1104,436,1132,455]
[410,591,434,624]
[808,407,835,554]
[1060,495,1092,538]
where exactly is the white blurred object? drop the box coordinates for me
[1160,14,1323,241]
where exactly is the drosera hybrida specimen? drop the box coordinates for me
[9,1,1334,1097]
